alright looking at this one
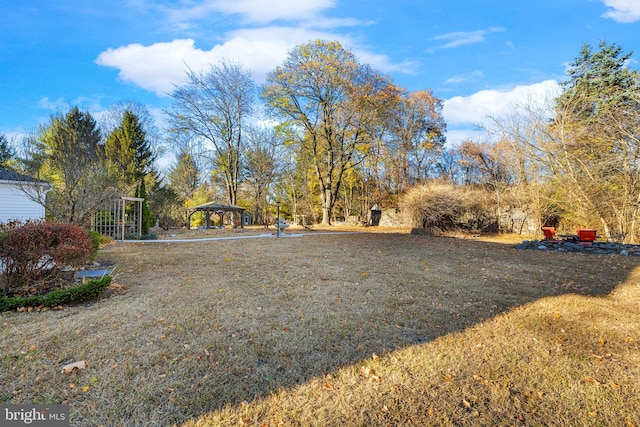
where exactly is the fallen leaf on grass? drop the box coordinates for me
[583,376,600,385]
[473,374,487,384]
[62,361,87,374]
[360,366,381,382]
[323,383,334,390]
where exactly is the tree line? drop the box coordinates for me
[165,40,446,227]
[2,39,639,241]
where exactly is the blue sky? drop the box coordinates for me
[1,0,639,153]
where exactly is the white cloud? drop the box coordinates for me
[213,0,335,24]
[96,0,412,96]
[96,39,208,96]
[443,80,561,127]
[96,24,414,96]
[442,80,562,146]
[354,50,418,75]
[443,129,486,147]
[163,0,336,25]
[37,96,106,115]
[431,27,505,50]
[3,130,29,146]
[95,26,328,96]
[445,70,484,84]
[37,96,68,111]
[601,0,640,23]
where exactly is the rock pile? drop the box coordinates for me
[514,239,640,256]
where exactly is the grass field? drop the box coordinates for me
[1,228,639,426]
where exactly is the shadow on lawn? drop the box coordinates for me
[17,232,636,425]
[113,233,636,426]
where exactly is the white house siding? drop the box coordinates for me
[0,182,46,223]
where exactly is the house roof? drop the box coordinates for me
[0,167,50,185]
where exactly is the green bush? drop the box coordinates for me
[0,230,8,249]
[0,276,111,312]
[99,234,114,245]
[87,230,101,260]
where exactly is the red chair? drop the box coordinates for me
[541,226,557,240]
[577,229,597,243]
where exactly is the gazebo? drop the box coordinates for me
[188,202,245,229]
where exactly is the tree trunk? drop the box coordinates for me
[321,187,333,225]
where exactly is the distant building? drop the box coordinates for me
[0,167,52,223]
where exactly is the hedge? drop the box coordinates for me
[0,276,112,312]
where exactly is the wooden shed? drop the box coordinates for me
[0,167,52,223]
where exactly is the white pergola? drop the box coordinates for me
[92,196,144,240]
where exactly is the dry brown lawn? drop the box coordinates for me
[1,227,639,426]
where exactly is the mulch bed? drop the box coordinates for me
[515,239,640,255]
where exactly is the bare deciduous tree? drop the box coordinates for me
[243,126,282,225]
[166,60,255,207]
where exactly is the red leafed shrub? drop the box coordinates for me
[0,223,93,297]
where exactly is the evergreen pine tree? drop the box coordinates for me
[135,178,154,235]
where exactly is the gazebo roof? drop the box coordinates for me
[191,202,245,212]
[188,202,246,229]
